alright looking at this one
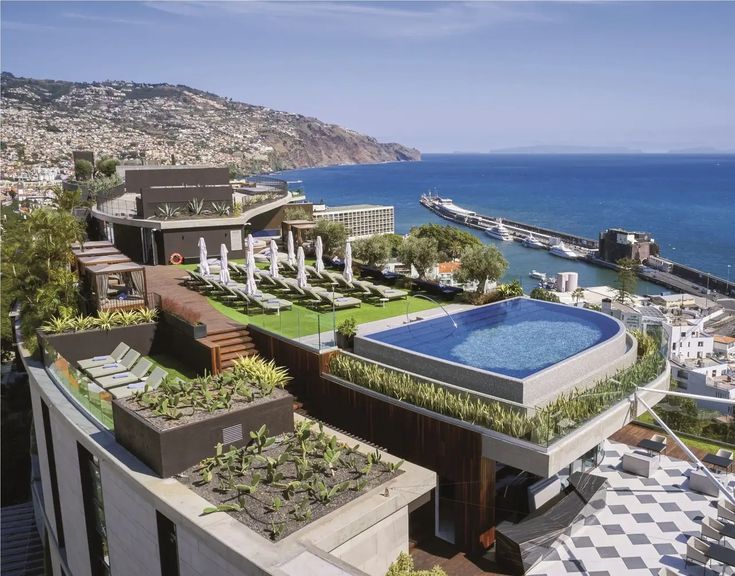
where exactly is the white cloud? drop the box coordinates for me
[62,12,152,27]
[144,1,553,39]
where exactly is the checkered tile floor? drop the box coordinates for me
[527,440,735,576]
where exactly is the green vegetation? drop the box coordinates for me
[95,157,119,178]
[465,280,523,305]
[146,353,198,381]
[454,243,508,291]
[1,208,84,353]
[282,205,311,221]
[74,158,94,181]
[530,287,560,302]
[133,355,290,420]
[41,308,158,334]
[398,235,438,279]
[386,552,446,576]
[409,223,481,260]
[353,235,392,267]
[615,257,639,304]
[336,317,357,338]
[329,345,665,445]
[194,420,402,541]
[51,185,82,212]
[314,219,348,257]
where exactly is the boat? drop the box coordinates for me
[529,270,547,281]
[420,192,476,224]
[549,242,579,260]
[485,218,513,241]
[522,233,546,249]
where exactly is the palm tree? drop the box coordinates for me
[572,287,585,305]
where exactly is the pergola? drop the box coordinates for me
[85,262,148,312]
[281,220,315,246]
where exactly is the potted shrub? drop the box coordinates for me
[335,317,357,350]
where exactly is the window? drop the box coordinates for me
[41,401,65,550]
[77,444,110,576]
[698,341,704,347]
[156,511,180,576]
[673,343,677,350]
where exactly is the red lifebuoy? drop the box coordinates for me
[169,252,184,265]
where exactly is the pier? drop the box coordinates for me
[419,194,732,298]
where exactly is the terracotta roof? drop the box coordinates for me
[437,261,461,274]
[714,335,735,344]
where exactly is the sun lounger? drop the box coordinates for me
[233,289,292,314]
[84,349,141,379]
[303,287,361,310]
[367,283,408,301]
[78,342,130,370]
[96,358,154,389]
[332,274,372,296]
[107,366,168,398]
[304,265,331,283]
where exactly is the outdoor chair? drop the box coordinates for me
[254,270,279,287]
[311,288,362,311]
[367,283,408,301]
[304,265,331,283]
[270,275,299,293]
[717,499,735,523]
[78,342,130,370]
[84,348,141,379]
[701,516,726,543]
[685,536,710,570]
[283,277,327,295]
[96,358,154,389]
[281,261,297,274]
[235,289,292,314]
[108,366,169,399]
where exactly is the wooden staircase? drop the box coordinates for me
[199,326,258,373]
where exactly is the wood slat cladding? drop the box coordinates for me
[247,326,496,554]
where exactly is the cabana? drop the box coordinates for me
[76,253,132,273]
[85,262,148,312]
[281,220,315,247]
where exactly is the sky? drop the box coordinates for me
[2,1,734,153]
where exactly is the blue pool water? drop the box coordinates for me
[364,299,621,378]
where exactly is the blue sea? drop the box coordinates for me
[275,154,735,294]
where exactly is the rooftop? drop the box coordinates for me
[318,204,392,212]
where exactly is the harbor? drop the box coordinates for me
[419,192,732,298]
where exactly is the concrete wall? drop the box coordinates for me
[162,225,245,262]
[354,322,633,407]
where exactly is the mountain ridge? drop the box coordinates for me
[0,72,420,173]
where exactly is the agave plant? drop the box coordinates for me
[134,307,159,323]
[95,310,117,331]
[187,197,205,216]
[211,201,231,216]
[41,314,75,333]
[156,203,181,219]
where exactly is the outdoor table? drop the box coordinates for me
[706,542,735,573]
[637,439,666,455]
[704,453,733,473]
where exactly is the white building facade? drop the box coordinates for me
[312,204,394,240]
[663,320,714,361]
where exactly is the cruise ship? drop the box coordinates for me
[522,233,546,249]
[549,241,580,260]
[420,193,476,224]
[485,219,513,241]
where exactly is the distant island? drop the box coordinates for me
[488,145,643,155]
[1,72,421,174]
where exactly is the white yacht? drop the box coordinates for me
[549,242,579,260]
[529,270,547,281]
[522,233,546,249]
[485,219,513,241]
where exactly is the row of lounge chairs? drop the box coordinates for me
[77,342,171,399]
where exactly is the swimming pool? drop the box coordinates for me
[354,298,632,405]
[363,298,620,378]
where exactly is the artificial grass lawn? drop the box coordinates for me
[147,353,199,380]
[207,292,440,340]
[179,261,443,339]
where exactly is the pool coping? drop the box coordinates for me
[355,297,630,405]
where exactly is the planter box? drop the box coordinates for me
[112,388,293,477]
[37,323,158,365]
[335,332,354,350]
[161,310,207,339]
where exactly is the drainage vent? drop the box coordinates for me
[222,423,243,445]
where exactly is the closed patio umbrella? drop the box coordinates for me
[219,244,230,284]
[287,230,295,266]
[343,242,353,283]
[315,236,324,274]
[296,246,308,288]
[245,250,258,295]
[269,239,279,278]
[198,237,210,276]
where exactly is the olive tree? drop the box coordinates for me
[314,219,348,257]
[74,159,94,181]
[95,157,120,178]
[410,223,481,260]
[353,235,391,267]
[454,244,508,291]
[398,236,439,279]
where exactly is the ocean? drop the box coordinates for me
[275,154,735,294]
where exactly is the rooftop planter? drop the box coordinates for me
[112,355,294,477]
[160,297,207,339]
[184,419,404,542]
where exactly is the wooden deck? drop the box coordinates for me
[609,422,709,461]
[145,266,243,333]
[411,537,510,576]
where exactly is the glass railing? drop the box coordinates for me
[41,341,114,430]
[248,307,336,351]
